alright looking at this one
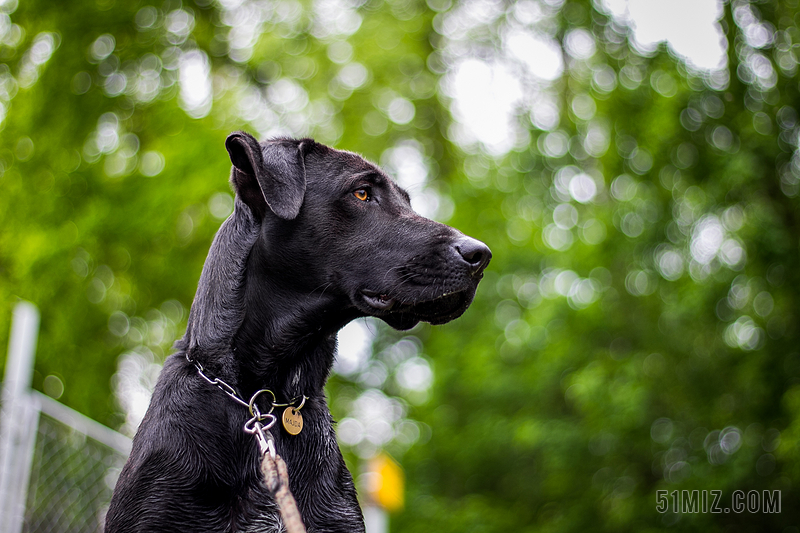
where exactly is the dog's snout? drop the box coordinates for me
[455,237,492,276]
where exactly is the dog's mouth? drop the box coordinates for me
[361,291,397,311]
[360,289,472,330]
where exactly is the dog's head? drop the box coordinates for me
[224,131,490,331]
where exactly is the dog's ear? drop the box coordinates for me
[225,131,307,220]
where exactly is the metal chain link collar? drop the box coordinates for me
[185,353,306,417]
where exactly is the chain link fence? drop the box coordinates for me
[1,302,131,533]
[1,389,131,533]
[22,410,128,533]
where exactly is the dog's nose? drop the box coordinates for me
[455,237,492,276]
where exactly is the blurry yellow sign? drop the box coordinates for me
[367,453,404,512]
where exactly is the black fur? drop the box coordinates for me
[105,133,491,533]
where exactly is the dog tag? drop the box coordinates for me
[282,407,303,435]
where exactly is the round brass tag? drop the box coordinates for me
[282,407,303,436]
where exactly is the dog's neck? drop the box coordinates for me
[180,202,359,403]
[228,249,361,401]
[181,200,366,402]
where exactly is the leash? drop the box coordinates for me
[186,354,308,533]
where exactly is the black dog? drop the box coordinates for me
[105,132,490,532]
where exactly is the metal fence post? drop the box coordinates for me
[0,301,41,533]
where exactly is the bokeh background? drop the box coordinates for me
[1,0,799,530]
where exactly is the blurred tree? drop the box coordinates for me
[385,0,800,531]
[1,0,798,531]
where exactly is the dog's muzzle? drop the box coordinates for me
[358,236,491,330]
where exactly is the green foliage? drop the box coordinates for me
[1,0,799,530]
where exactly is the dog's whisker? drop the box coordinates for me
[380,265,404,284]
[311,282,335,301]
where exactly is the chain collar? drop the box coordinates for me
[185,353,306,417]
[185,354,308,466]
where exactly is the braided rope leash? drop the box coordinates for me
[247,420,307,533]
[261,450,307,533]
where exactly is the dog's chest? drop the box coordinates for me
[236,513,283,533]
[231,492,286,533]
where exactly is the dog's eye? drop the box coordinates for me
[354,189,369,201]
